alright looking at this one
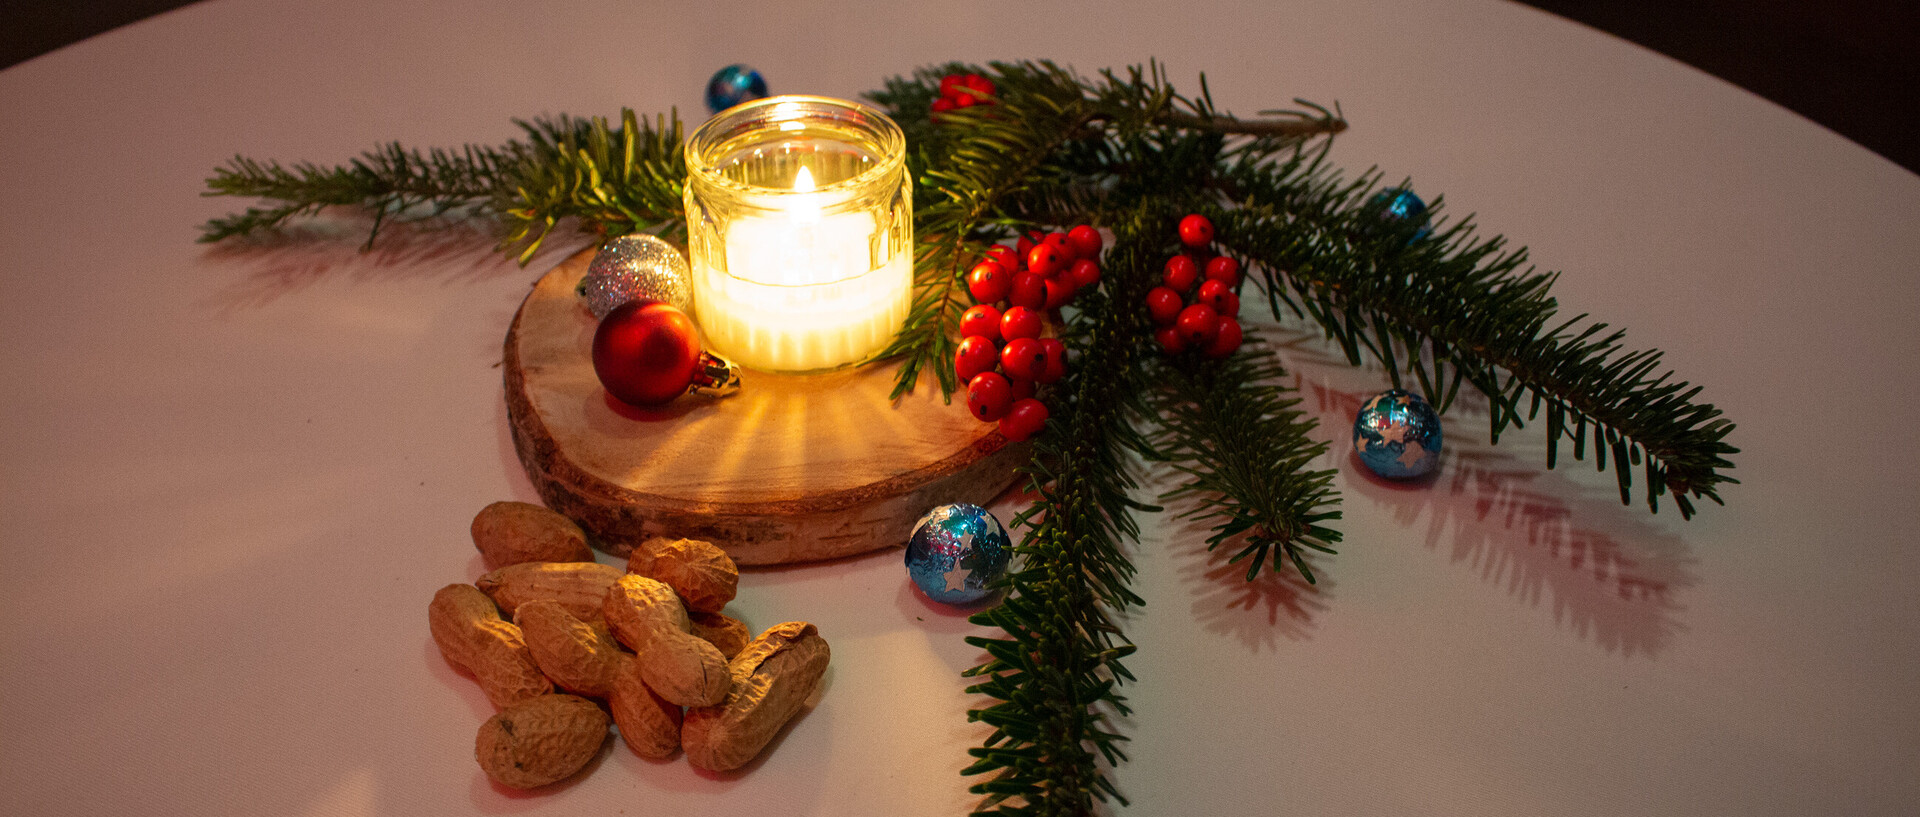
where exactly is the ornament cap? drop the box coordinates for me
[690,352,742,397]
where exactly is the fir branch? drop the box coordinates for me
[1142,349,1343,582]
[1217,156,1738,515]
[200,110,687,262]
[961,207,1166,817]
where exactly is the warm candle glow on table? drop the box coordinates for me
[684,96,913,373]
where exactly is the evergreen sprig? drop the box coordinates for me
[197,60,1741,816]
[1142,350,1343,583]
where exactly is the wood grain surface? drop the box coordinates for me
[504,248,1029,565]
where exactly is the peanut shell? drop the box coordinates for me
[683,621,830,772]
[515,599,628,698]
[477,561,622,624]
[474,693,608,789]
[428,584,552,709]
[626,536,738,613]
[471,501,593,569]
[603,574,731,707]
[689,610,751,660]
[607,655,683,759]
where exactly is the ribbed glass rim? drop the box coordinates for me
[684,95,905,196]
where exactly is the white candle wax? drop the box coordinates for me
[692,173,910,372]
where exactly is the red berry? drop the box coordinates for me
[985,244,1021,271]
[967,372,1013,421]
[1178,213,1214,248]
[1066,225,1103,260]
[931,97,955,114]
[1043,231,1075,260]
[1068,258,1101,290]
[952,94,976,109]
[968,260,1011,304]
[963,73,996,98]
[592,301,701,406]
[1038,338,1067,383]
[1197,279,1239,317]
[1154,325,1189,354]
[1176,303,1220,346]
[1027,243,1066,278]
[960,303,1003,341]
[1009,271,1048,310]
[1016,232,1040,260]
[1008,377,1035,401]
[1145,286,1184,325]
[1000,337,1047,381]
[1204,255,1241,287]
[1204,317,1244,359]
[955,336,1000,381]
[1163,255,1199,292]
[1044,277,1076,310]
[999,398,1049,441]
[940,74,965,98]
[1000,305,1044,340]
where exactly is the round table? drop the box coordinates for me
[2,0,1916,814]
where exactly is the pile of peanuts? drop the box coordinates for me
[428,501,830,789]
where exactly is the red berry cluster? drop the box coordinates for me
[1146,214,1245,358]
[931,73,996,115]
[955,224,1106,441]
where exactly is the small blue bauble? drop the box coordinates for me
[905,503,1012,605]
[1353,389,1443,479]
[705,64,769,113]
[1369,187,1432,242]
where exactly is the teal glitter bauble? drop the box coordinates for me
[1353,389,1443,479]
[705,64,768,113]
[1369,187,1432,242]
[905,504,1011,605]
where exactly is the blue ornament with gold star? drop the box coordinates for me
[1353,388,1443,479]
[705,64,769,113]
[904,503,1011,605]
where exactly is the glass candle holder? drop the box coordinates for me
[683,95,913,373]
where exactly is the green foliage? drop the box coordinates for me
[200,59,1739,816]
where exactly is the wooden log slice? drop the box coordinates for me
[504,249,1030,565]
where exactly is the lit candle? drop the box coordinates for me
[684,96,913,373]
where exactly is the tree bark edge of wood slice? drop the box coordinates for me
[503,248,1030,566]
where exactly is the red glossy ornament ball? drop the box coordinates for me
[967,372,1013,421]
[1197,279,1239,317]
[1000,337,1048,381]
[968,260,1011,304]
[1154,325,1188,354]
[1000,398,1049,442]
[592,301,701,407]
[1066,224,1103,260]
[1038,338,1067,383]
[955,335,999,381]
[1176,303,1220,346]
[985,244,1022,271]
[960,303,1003,341]
[1000,305,1045,340]
[1163,255,1199,292]
[1068,258,1101,290]
[1009,271,1048,310]
[1204,255,1241,287]
[1178,213,1214,248]
[1145,286,1184,326]
[1204,316,1244,359]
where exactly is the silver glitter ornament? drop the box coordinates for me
[577,234,693,319]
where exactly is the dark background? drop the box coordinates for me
[3,0,1915,174]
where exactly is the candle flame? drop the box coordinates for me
[794,165,816,192]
